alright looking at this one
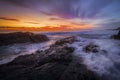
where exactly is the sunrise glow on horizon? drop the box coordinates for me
[0,0,120,32]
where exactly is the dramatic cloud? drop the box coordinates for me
[1,0,118,19]
[0,17,20,22]
[0,0,120,29]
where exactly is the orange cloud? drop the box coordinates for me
[0,16,94,32]
[0,23,93,32]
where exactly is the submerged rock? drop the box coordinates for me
[83,43,99,53]
[0,32,49,46]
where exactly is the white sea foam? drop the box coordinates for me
[0,40,56,65]
[71,36,120,80]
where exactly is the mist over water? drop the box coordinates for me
[69,30,120,80]
[0,33,70,64]
[0,40,54,64]
[71,37,120,80]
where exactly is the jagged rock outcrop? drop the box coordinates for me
[0,32,49,46]
[0,37,101,80]
[83,43,107,54]
[54,36,76,45]
[83,43,100,53]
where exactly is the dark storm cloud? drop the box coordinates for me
[0,17,20,22]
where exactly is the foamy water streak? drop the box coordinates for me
[71,36,120,80]
[0,40,56,65]
[0,34,69,65]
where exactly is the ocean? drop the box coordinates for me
[0,29,120,80]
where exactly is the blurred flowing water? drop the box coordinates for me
[0,30,120,80]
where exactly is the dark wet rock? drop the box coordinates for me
[8,54,39,66]
[0,32,49,46]
[36,50,43,53]
[0,37,101,80]
[60,61,101,80]
[83,43,99,53]
[36,46,74,67]
[111,30,120,40]
[54,36,76,46]
[118,30,120,35]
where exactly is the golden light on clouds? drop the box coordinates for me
[0,16,94,32]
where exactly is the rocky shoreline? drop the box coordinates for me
[0,36,101,80]
[0,32,49,46]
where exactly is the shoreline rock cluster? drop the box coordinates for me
[0,36,101,80]
[0,32,49,46]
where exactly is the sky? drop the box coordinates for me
[0,0,120,31]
